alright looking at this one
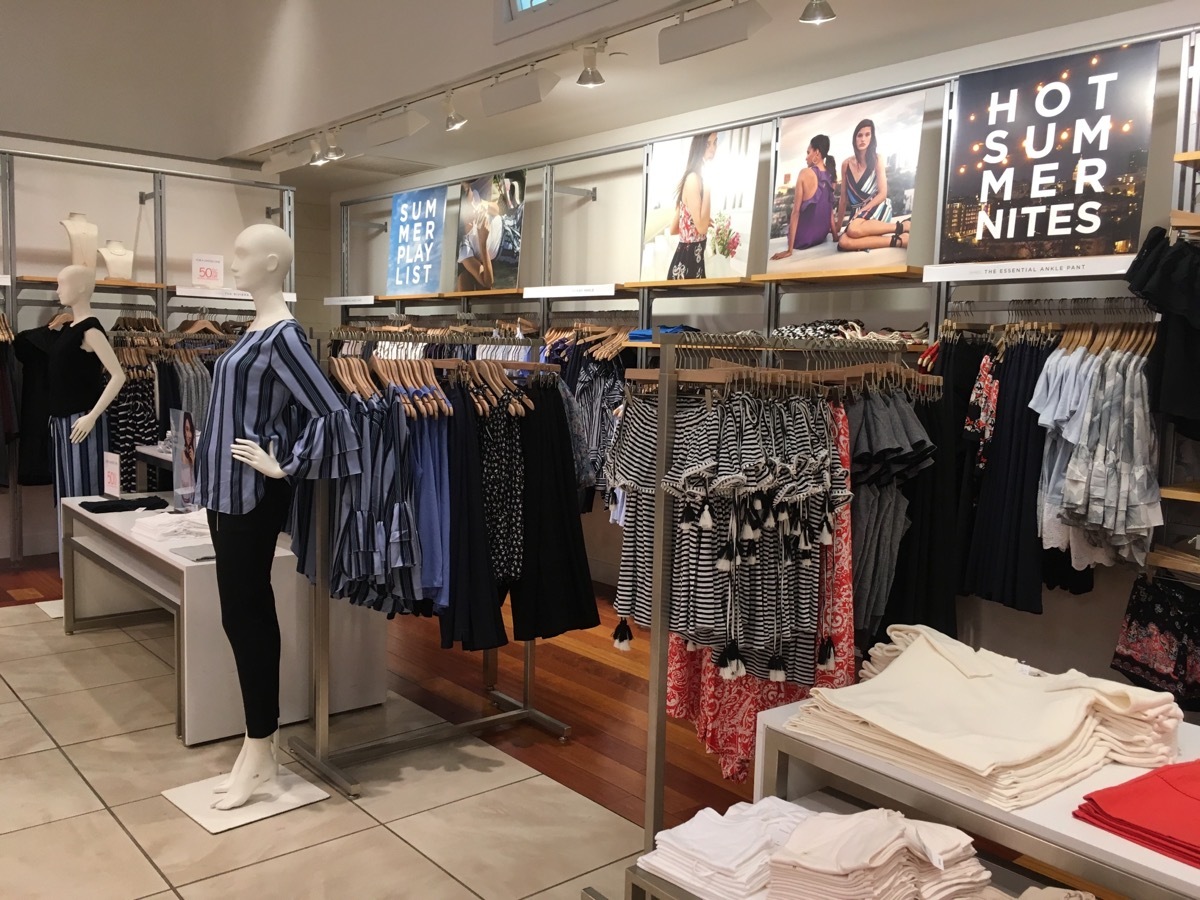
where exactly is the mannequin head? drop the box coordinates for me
[57,265,96,307]
[231,224,294,295]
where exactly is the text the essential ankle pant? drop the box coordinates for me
[205,476,293,739]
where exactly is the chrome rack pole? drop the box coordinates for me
[644,331,679,850]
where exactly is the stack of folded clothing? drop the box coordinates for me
[131,508,210,542]
[638,797,812,900]
[767,808,991,899]
[788,626,1181,810]
[1074,759,1200,867]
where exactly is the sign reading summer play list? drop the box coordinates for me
[386,186,446,294]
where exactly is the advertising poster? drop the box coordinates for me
[386,186,446,295]
[455,170,526,291]
[937,42,1158,277]
[171,408,196,511]
[641,124,764,280]
[767,90,927,274]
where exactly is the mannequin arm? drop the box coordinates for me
[231,439,285,479]
[71,330,126,444]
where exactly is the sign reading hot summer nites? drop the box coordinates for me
[940,42,1158,265]
[386,186,446,295]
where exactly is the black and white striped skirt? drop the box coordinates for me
[50,412,110,507]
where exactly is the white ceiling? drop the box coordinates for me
[0,0,1178,190]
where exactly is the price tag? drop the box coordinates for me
[192,254,225,289]
[102,452,122,499]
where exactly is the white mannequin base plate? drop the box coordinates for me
[37,599,65,619]
[162,770,329,834]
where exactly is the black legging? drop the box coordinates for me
[206,477,293,739]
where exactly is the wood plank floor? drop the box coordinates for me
[0,554,61,607]
[386,586,753,830]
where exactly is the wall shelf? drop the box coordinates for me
[17,275,166,293]
[1170,210,1200,230]
[1160,483,1200,503]
[439,288,528,303]
[751,265,925,288]
[626,277,755,293]
[374,292,446,304]
[1174,150,1200,168]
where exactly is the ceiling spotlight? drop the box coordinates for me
[308,136,330,166]
[444,92,468,132]
[323,128,347,161]
[799,0,836,24]
[577,44,605,88]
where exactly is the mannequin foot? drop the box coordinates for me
[214,731,277,794]
[212,736,278,810]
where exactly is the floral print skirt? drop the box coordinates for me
[669,238,707,280]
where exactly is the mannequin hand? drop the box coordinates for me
[230,439,285,479]
[771,249,793,260]
[69,413,98,444]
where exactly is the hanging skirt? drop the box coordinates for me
[668,239,707,280]
[50,412,110,507]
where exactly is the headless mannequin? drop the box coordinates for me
[98,240,134,281]
[60,213,99,268]
[55,265,125,442]
[209,224,295,811]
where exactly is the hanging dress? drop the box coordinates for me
[791,165,835,250]
[668,192,707,280]
[844,159,893,223]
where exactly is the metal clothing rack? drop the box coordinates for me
[289,330,570,798]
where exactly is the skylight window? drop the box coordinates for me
[495,0,616,42]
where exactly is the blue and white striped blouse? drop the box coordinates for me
[196,319,361,515]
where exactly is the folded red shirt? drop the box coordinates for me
[1073,760,1200,868]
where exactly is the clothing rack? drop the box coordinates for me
[612,330,918,858]
[288,329,570,798]
[945,296,1155,322]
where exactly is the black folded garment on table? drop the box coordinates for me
[78,496,170,514]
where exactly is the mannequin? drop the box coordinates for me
[47,266,126,507]
[98,240,134,281]
[60,213,99,268]
[195,224,359,810]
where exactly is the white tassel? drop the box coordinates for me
[614,638,631,651]
[715,557,732,573]
[698,505,714,530]
[770,668,787,683]
[741,522,754,541]
[686,639,700,652]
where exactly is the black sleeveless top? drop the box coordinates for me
[47,317,108,417]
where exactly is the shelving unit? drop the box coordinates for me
[17,275,166,294]
[1175,150,1200,167]
[752,707,1200,900]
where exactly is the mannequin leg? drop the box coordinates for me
[206,478,292,809]
[215,730,279,793]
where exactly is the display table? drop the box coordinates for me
[753,702,1200,900]
[60,495,388,745]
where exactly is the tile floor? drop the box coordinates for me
[0,608,643,899]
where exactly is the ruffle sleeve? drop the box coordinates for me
[279,406,363,480]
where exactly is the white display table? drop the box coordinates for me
[754,702,1200,900]
[60,495,388,745]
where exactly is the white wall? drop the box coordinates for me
[0,135,288,561]
[326,9,1200,678]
